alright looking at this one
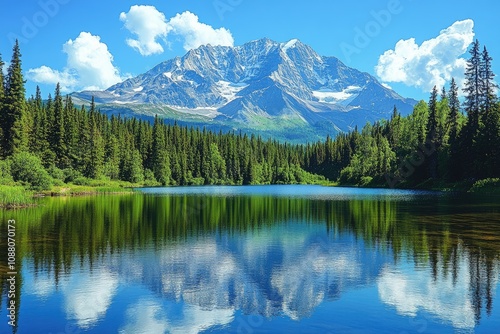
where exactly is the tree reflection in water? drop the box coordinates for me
[0,190,499,332]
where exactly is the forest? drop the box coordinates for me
[0,39,499,198]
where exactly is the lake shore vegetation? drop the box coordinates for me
[1,40,499,207]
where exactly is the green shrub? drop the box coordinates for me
[47,165,65,181]
[0,159,15,185]
[143,169,160,186]
[72,176,92,186]
[339,166,356,184]
[63,168,84,183]
[10,152,53,191]
[52,179,65,186]
[188,177,205,186]
[359,176,373,187]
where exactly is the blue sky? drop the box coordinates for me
[1,0,499,100]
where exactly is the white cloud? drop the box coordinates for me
[120,7,234,54]
[62,268,119,328]
[167,11,234,51]
[26,32,123,92]
[120,298,234,334]
[378,248,499,330]
[26,66,77,92]
[119,5,169,56]
[120,299,169,334]
[375,19,475,92]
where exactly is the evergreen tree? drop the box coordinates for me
[448,78,461,145]
[0,53,5,156]
[460,39,482,178]
[63,95,78,167]
[441,86,447,101]
[448,78,461,180]
[29,86,49,155]
[88,116,105,178]
[151,115,171,185]
[2,40,28,156]
[478,47,499,177]
[480,47,497,115]
[50,83,67,167]
[425,86,439,179]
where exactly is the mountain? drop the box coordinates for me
[73,38,417,142]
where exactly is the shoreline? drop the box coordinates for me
[2,178,499,209]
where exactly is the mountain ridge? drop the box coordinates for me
[73,38,417,143]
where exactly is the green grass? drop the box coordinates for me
[0,185,34,208]
[469,178,500,193]
[44,179,136,196]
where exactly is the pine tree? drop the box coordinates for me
[480,47,497,116]
[87,115,105,179]
[448,78,460,145]
[448,78,461,180]
[478,47,499,177]
[28,86,47,155]
[0,53,5,156]
[151,115,171,185]
[459,40,482,177]
[50,83,67,167]
[2,40,28,156]
[63,95,78,167]
[441,86,447,101]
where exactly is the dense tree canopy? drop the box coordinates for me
[0,41,499,190]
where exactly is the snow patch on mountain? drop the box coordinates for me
[281,39,298,52]
[313,86,361,106]
[73,38,417,141]
[215,81,248,103]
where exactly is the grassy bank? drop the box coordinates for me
[469,178,500,194]
[334,176,500,194]
[1,180,136,208]
[0,185,35,208]
[41,179,138,196]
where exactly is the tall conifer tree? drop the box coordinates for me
[3,40,28,155]
[460,39,482,178]
[0,53,5,156]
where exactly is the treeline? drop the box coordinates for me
[0,41,322,190]
[304,40,500,187]
[1,40,499,191]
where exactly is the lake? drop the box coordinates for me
[1,185,500,333]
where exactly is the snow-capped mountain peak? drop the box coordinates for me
[73,38,416,141]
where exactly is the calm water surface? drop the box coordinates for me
[1,185,500,333]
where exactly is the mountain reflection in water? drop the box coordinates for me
[1,186,499,333]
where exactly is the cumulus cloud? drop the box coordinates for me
[26,66,77,92]
[120,6,234,54]
[167,11,234,51]
[26,32,123,92]
[120,299,234,334]
[62,268,118,328]
[375,19,475,92]
[119,5,169,56]
[377,257,481,329]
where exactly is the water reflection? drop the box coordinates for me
[378,245,499,329]
[1,189,500,333]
